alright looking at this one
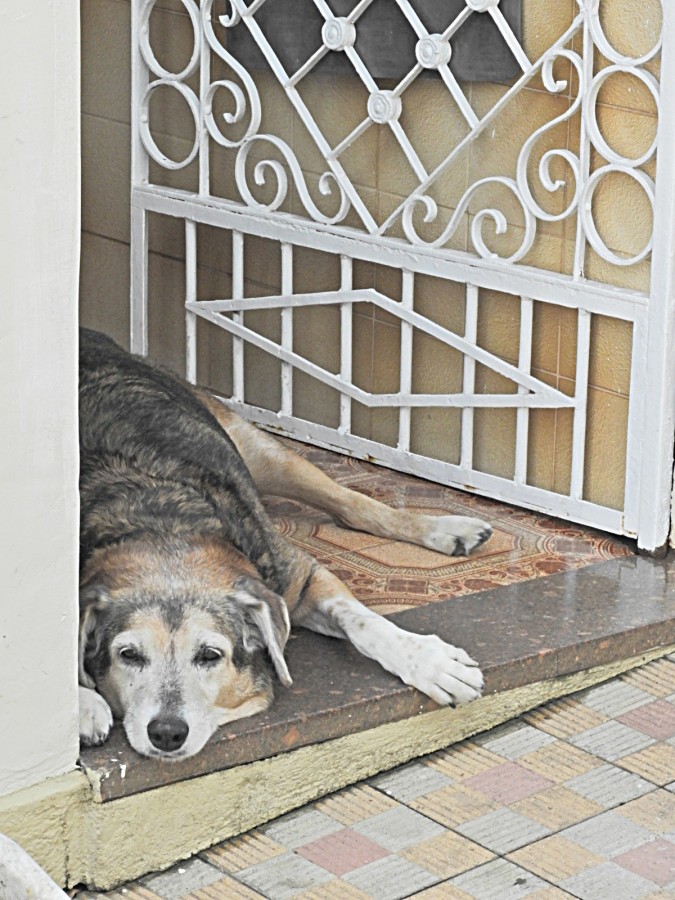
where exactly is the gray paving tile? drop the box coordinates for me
[370,762,453,802]
[260,809,343,849]
[473,721,555,760]
[561,860,657,899]
[667,781,675,793]
[143,858,224,899]
[575,680,654,717]
[454,808,550,855]
[452,858,549,899]
[562,811,654,858]
[569,720,655,761]
[342,854,439,899]
[237,851,332,899]
[352,805,445,852]
[565,763,655,807]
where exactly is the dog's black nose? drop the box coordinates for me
[147,715,189,752]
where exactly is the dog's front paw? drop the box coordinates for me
[79,685,113,746]
[400,634,484,706]
[422,515,492,556]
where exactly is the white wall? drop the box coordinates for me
[0,1,80,797]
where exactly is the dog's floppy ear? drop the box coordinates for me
[78,582,110,689]
[233,575,292,687]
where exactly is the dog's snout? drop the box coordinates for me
[147,715,189,752]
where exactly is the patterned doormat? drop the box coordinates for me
[265,441,634,614]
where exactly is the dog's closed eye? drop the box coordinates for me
[193,646,224,667]
[118,646,146,666]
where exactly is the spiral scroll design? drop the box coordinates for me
[235,135,351,225]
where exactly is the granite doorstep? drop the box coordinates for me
[80,555,675,801]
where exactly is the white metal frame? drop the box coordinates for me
[130,0,675,551]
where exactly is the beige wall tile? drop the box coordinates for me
[81,0,131,123]
[522,0,576,63]
[584,387,628,510]
[82,114,131,244]
[531,303,578,381]
[79,232,131,348]
[598,0,662,62]
[589,315,633,395]
[410,408,462,467]
[583,247,651,294]
[477,289,521,366]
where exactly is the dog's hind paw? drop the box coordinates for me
[421,515,492,557]
[79,685,113,746]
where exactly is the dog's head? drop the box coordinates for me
[79,540,291,759]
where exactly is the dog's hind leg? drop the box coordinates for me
[195,393,491,557]
[291,564,483,706]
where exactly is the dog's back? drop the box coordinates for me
[78,328,285,590]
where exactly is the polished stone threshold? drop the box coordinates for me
[80,553,675,802]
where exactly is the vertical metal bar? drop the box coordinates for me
[623,311,647,536]
[569,309,591,501]
[232,230,245,402]
[185,219,197,383]
[460,284,479,470]
[339,255,353,434]
[130,0,149,355]
[573,12,593,280]
[130,206,149,355]
[199,5,210,198]
[515,297,533,484]
[636,3,675,551]
[398,270,414,452]
[280,242,294,416]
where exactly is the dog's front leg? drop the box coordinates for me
[78,685,113,746]
[292,567,483,706]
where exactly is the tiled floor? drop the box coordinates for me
[72,445,673,899]
[266,442,632,615]
[75,653,675,899]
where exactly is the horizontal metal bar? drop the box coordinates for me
[221,398,628,536]
[134,187,649,320]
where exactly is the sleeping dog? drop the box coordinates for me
[78,328,492,759]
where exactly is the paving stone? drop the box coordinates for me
[618,699,675,741]
[509,834,604,882]
[561,860,659,900]
[511,784,603,831]
[426,743,504,780]
[201,833,285,874]
[517,741,601,784]
[400,830,495,879]
[294,827,389,876]
[143,859,225,899]
[620,659,675,697]
[455,808,550,855]
[352,805,445,852]
[314,785,397,825]
[474,722,556,760]
[452,858,549,898]
[236,852,332,899]
[462,760,554,805]
[565,763,655,807]
[261,809,343,849]
[616,791,675,835]
[614,838,675,888]
[410,783,502,829]
[370,761,454,802]
[562,811,654,858]
[342,854,439,899]
[524,699,608,739]
[570,720,655,762]
[184,875,265,898]
[575,681,654,717]
[618,742,675,786]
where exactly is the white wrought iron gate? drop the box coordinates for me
[130,0,675,552]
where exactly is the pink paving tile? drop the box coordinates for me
[462,761,556,805]
[618,699,675,741]
[614,838,675,887]
[295,827,391,877]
